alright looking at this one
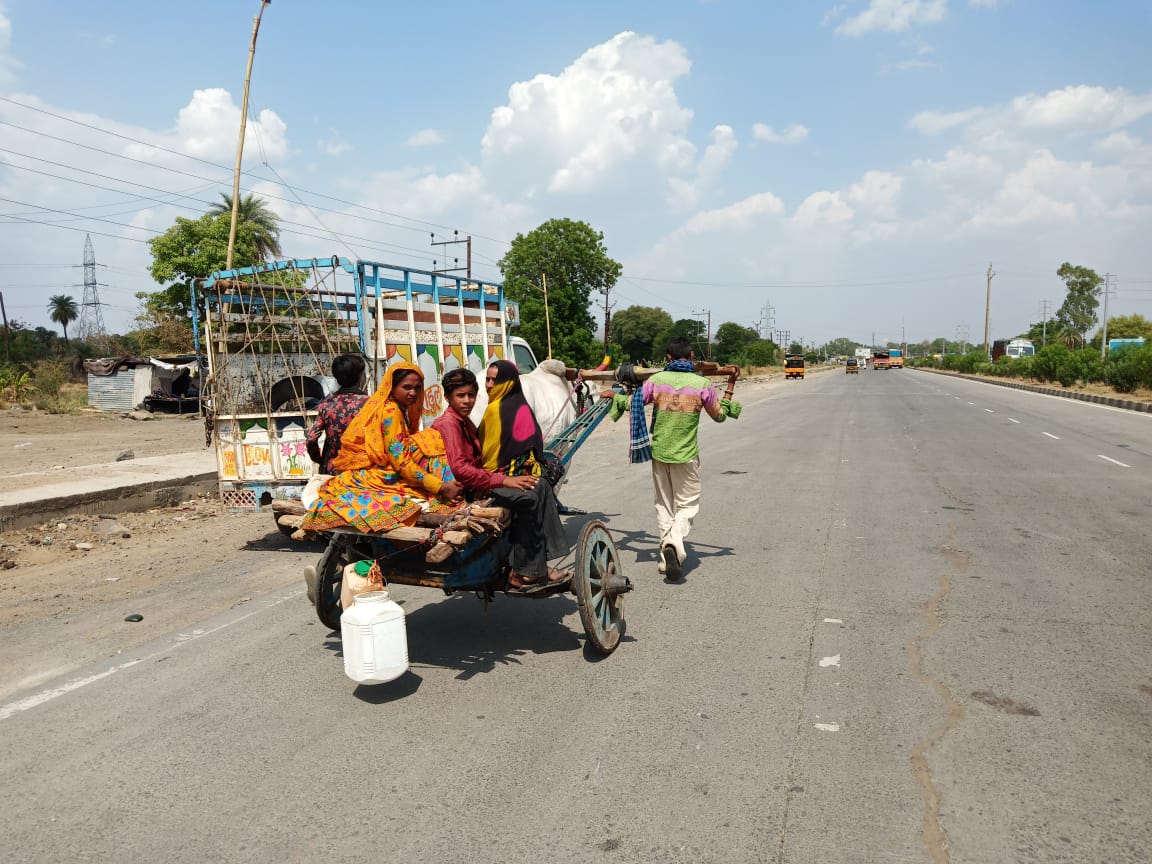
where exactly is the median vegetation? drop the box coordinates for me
[910,343,1152,396]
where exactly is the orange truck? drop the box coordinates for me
[872,350,889,370]
[888,348,904,368]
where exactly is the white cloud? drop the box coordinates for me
[848,170,903,214]
[122,88,288,165]
[793,190,855,226]
[0,7,22,84]
[910,86,1152,141]
[836,0,947,36]
[908,107,983,134]
[480,31,698,200]
[1010,85,1152,131]
[677,191,785,235]
[969,0,997,7]
[1094,131,1143,158]
[752,123,809,144]
[406,128,444,148]
[318,130,352,157]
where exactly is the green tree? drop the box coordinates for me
[47,295,78,344]
[610,305,672,364]
[787,341,805,355]
[498,218,622,368]
[1092,313,1152,347]
[713,322,759,364]
[738,339,779,367]
[654,318,706,360]
[1054,263,1102,348]
[824,337,860,357]
[145,212,261,328]
[207,193,283,261]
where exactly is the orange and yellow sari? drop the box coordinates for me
[300,363,458,534]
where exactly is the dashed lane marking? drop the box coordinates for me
[0,589,303,721]
[1097,454,1131,468]
[984,408,995,413]
[1008,418,1021,424]
[1043,432,1060,439]
[967,401,975,405]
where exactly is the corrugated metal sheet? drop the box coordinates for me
[87,370,138,411]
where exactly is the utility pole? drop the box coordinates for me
[1100,274,1113,359]
[540,273,553,359]
[0,290,9,362]
[225,0,272,271]
[430,231,470,278]
[602,291,614,355]
[983,262,995,359]
[692,308,711,359]
[1039,299,1051,347]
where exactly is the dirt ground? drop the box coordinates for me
[0,407,208,474]
[0,407,317,700]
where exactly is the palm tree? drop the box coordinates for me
[208,193,283,260]
[47,295,79,343]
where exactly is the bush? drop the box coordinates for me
[31,360,69,401]
[1104,344,1152,393]
[1032,344,1069,383]
[1068,348,1104,385]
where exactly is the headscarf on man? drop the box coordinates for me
[478,359,545,473]
[332,361,426,472]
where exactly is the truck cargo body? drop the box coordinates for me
[194,257,523,511]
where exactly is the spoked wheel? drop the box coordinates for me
[574,520,632,655]
[313,534,359,631]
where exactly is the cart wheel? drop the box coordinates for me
[314,535,351,631]
[574,520,631,655]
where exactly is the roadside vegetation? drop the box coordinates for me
[910,343,1152,398]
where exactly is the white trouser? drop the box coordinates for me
[651,457,701,568]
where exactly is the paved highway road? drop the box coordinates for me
[2,369,1149,863]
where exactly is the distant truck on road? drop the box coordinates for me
[872,350,889,370]
[888,348,904,369]
[991,339,1036,360]
[1108,338,1146,353]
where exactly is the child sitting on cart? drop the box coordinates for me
[432,366,571,595]
[300,362,462,535]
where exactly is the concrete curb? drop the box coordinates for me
[912,368,1152,414]
[0,453,218,532]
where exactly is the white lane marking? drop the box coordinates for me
[984,408,995,413]
[1043,432,1061,440]
[814,723,840,732]
[967,401,975,405]
[0,589,303,722]
[1097,454,1131,468]
[819,654,842,668]
[823,618,844,624]
[1008,418,1021,424]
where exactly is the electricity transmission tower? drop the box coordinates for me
[758,301,775,339]
[76,234,108,350]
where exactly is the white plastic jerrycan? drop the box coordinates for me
[340,590,409,684]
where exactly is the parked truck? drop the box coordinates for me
[193,257,534,517]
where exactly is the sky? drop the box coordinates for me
[0,0,1150,348]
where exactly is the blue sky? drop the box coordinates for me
[1,0,1150,348]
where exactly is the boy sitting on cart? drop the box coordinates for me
[432,366,571,595]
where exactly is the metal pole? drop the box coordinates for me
[541,273,553,359]
[1100,273,1111,360]
[225,0,271,270]
[0,290,10,361]
[983,262,994,359]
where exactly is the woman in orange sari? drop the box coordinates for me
[301,362,462,534]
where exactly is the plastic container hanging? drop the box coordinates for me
[340,589,409,684]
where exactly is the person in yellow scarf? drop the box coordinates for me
[301,362,462,534]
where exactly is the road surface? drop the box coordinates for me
[2,369,1149,863]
